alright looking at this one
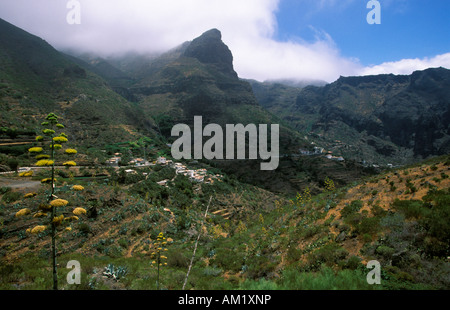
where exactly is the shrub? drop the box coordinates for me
[371,205,387,217]
[240,279,279,290]
[355,216,381,235]
[167,250,189,268]
[1,191,22,203]
[341,200,363,218]
[392,199,429,219]
[78,223,91,236]
[341,255,363,270]
[375,245,395,259]
[421,189,450,251]
[307,243,348,268]
[213,247,244,273]
[0,187,11,195]
[280,266,373,290]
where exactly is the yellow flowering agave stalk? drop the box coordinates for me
[73,207,87,215]
[33,212,48,218]
[28,147,43,153]
[52,215,64,226]
[50,144,62,150]
[35,154,51,160]
[324,177,336,191]
[19,171,33,177]
[65,216,79,222]
[50,199,69,208]
[71,185,84,191]
[30,225,46,234]
[41,178,57,184]
[65,148,77,155]
[24,192,37,199]
[15,208,31,217]
[19,112,85,290]
[63,161,77,167]
[52,136,68,144]
[36,159,54,167]
[150,232,170,290]
[42,129,55,136]
[38,203,52,211]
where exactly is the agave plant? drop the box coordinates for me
[16,112,87,290]
[103,264,128,281]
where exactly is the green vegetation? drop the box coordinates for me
[1,18,449,292]
[1,156,449,290]
[12,113,87,290]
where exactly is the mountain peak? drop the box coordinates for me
[199,28,222,40]
[183,29,237,78]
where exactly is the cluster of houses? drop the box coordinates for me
[299,146,345,162]
[324,154,345,162]
[161,158,223,185]
[105,153,122,167]
[299,146,326,156]
[106,153,222,186]
[106,153,151,168]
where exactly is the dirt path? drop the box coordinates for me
[126,236,147,258]
[0,177,41,191]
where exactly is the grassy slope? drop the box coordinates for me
[0,155,448,290]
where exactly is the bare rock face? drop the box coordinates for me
[183,28,237,78]
[252,67,450,164]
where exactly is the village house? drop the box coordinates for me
[325,154,345,162]
[157,156,167,165]
[129,158,151,167]
[152,158,225,187]
[106,156,121,167]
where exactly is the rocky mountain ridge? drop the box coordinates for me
[250,67,450,166]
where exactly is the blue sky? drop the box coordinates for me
[0,0,449,82]
[275,0,450,66]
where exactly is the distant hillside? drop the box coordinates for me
[0,17,158,157]
[0,20,376,195]
[110,28,374,194]
[251,68,450,166]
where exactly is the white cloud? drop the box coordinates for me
[0,0,448,83]
[359,53,450,76]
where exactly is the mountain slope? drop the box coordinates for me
[0,17,156,152]
[116,29,374,194]
[0,20,374,195]
[251,68,450,166]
